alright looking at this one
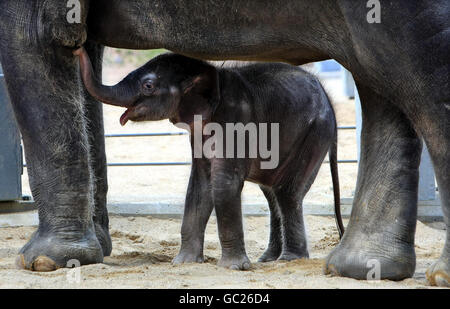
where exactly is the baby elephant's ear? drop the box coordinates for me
[182,75,204,94]
[181,65,220,119]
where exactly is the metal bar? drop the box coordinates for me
[23,159,358,168]
[105,132,188,138]
[106,162,191,167]
[23,162,191,168]
[323,160,358,164]
[103,126,356,139]
[107,161,360,166]
[23,126,360,168]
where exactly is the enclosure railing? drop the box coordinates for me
[21,126,358,168]
[102,125,358,167]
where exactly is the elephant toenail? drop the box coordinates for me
[426,270,450,287]
[325,264,338,276]
[32,256,57,272]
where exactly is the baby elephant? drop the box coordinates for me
[74,47,343,270]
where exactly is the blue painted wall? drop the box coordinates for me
[0,63,22,201]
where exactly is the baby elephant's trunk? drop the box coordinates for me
[73,47,137,107]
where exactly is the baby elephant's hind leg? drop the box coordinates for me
[274,123,332,261]
[258,186,283,262]
[274,188,309,261]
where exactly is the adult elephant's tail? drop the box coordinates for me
[329,131,345,238]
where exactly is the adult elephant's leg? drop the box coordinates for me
[0,3,103,271]
[9,49,103,270]
[173,159,214,264]
[325,84,421,280]
[425,149,450,287]
[82,41,112,257]
[420,105,450,287]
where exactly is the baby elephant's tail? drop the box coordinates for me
[329,132,345,238]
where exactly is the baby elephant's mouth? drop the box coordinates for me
[119,103,169,125]
[120,107,136,126]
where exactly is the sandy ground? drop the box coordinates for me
[0,215,446,288]
[5,50,445,288]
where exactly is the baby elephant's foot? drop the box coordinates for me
[278,250,309,261]
[218,254,251,270]
[172,249,204,265]
[258,247,281,263]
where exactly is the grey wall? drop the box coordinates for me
[0,63,22,201]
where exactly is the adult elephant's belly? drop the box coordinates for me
[87,0,332,64]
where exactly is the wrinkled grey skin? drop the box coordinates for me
[75,50,343,269]
[0,0,448,285]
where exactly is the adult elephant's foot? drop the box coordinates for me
[16,229,103,271]
[324,229,415,280]
[218,254,251,270]
[426,255,450,287]
[94,222,112,257]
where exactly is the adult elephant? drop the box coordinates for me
[0,1,448,286]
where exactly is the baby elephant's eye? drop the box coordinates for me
[143,81,154,90]
[142,80,156,94]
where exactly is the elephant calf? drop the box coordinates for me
[75,47,343,270]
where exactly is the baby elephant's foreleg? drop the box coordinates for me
[173,159,214,264]
[212,160,250,270]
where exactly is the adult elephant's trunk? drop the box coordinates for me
[73,47,136,107]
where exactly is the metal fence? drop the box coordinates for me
[100,125,358,167]
[21,126,358,169]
